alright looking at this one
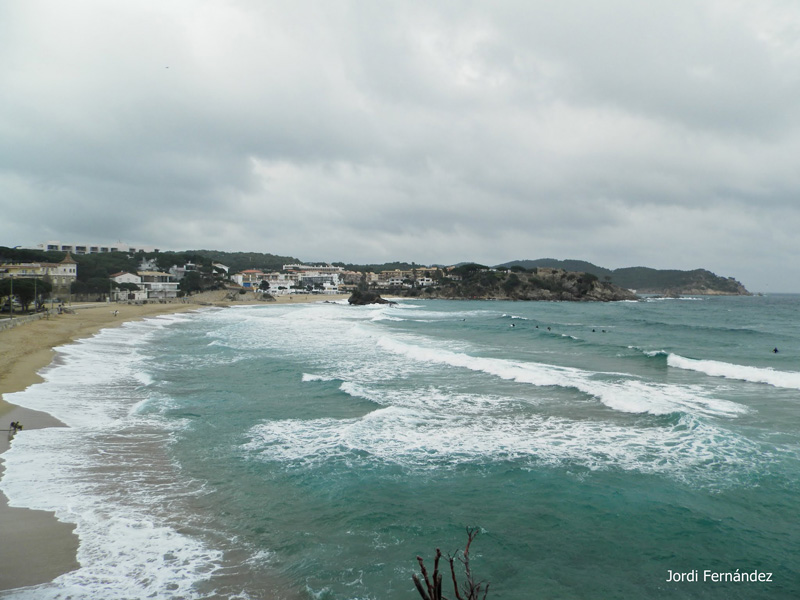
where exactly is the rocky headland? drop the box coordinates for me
[395,266,638,302]
[499,260,750,296]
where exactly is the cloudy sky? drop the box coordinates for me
[2,1,800,291]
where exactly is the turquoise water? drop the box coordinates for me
[2,296,800,599]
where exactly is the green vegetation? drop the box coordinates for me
[610,267,747,294]
[186,250,301,273]
[0,277,53,312]
[0,246,55,263]
[499,259,749,294]
[72,252,139,281]
[178,271,204,294]
[333,261,420,273]
[1,246,748,301]
[412,266,635,301]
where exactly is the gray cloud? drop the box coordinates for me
[2,0,800,291]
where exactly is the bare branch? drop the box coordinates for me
[417,555,434,598]
[412,574,431,600]
[449,555,465,600]
[413,530,489,600]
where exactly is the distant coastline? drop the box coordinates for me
[2,246,750,310]
[498,259,750,296]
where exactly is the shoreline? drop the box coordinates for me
[0,292,347,593]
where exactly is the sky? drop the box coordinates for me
[2,1,800,292]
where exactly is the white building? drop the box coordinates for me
[282,264,343,293]
[109,272,147,301]
[258,272,298,295]
[138,271,179,299]
[283,264,344,276]
[232,270,266,289]
[169,263,198,281]
[33,241,160,255]
[110,271,142,286]
[0,253,78,296]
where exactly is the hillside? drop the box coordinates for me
[188,250,302,273]
[401,264,637,302]
[499,259,750,295]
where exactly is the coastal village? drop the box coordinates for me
[0,240,451,308]
[1,239,749,315]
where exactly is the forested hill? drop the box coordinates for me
[187,250,301,273]
[405,264,638,302]
[499,259,750,295]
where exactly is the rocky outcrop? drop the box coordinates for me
[650,274,751,296]
[348,289,397,305]
[500,260,751,296]
[401,267,638,302]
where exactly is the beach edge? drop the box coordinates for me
[0,293,348,592]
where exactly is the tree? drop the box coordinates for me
[502,274,521,294]
[413,528,489,600]
[72,252,138,283]
[71,277,117,297]
[179,271,204,294]
[0,278,52,312]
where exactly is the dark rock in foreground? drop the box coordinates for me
[348,290,397,305]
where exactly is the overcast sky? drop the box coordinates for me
[2,1,800,291]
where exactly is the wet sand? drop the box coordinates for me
[0,293,348,592]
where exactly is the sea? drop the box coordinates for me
[1,295,799,599]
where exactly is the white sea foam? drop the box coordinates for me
[241,404,762,485]
[377,337,746,417]
[302,373,337,382]
[370,313,406,322]
[0,318,226,599]
[632,347,669,358]
[2,429,223,600]
[643,296,704,302]
[338,380,376,401]
[668,354,800,390]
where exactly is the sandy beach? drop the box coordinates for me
[0,292,347,592]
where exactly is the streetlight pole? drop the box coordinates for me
[7,246,20,319]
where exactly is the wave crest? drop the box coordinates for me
[668,354,800,390]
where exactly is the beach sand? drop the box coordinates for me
[0,292,348,592]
